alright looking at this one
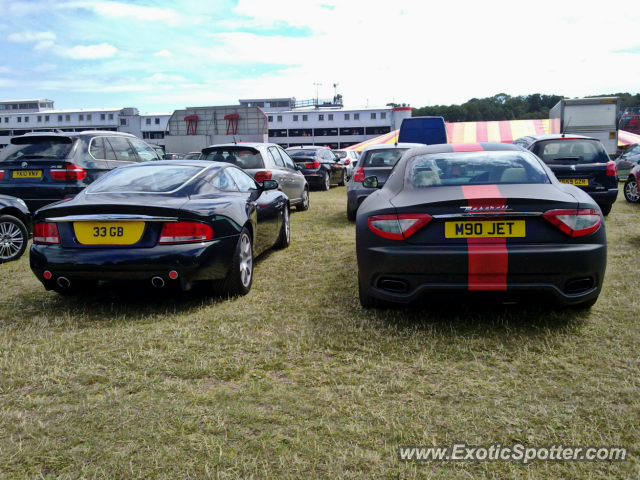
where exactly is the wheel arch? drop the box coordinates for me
[0,208,29,231]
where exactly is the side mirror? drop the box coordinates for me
[262,179,278,191]
[362,176,379,189]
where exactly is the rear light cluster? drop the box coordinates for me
[254,170,272,183]
[606,161,618,176]
[344,159,351,165]
[352,166,365,182]
[303,160,321,169]
[50,163,87,181]
[34,222,60,244]
[542,209,603,237]
[0,170,4,181]
[159,221,214,243]
[368,214,432,240]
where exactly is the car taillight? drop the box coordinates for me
[0,170,4,181]
[606,161,617,176]
[352,166,365,182]
[368,214,432,240]
[50,163,87,181]
[33,222,60,244]
[304,160,321,169]
[159,221,214,243]
[542,209,602,237]
[344,159,350,165]
[254,170,272,183]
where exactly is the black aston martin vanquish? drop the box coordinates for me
[356,143,607,308]
[30,160,290,295]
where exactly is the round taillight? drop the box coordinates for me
[43,271,52,280]
[169,270,178,279]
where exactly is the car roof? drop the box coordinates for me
[410,142,523,155]
[514,134,596,142]
[122,159,226,170]
[21,130,135,138]
[361,143,427,152]
[203,142,280,149]
[286,146,328,150]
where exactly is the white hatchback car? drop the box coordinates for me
[334,149,360,179]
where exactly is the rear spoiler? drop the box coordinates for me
[11,135,74,145]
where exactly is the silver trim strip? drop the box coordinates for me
[432,212,542,219]
[46,214,178,223]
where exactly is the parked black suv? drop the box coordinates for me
[512,134,618,215]
[285,146,346,190]
[0,131,161,212]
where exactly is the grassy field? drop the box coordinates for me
[0,186,639,479]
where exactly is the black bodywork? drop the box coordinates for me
[0,132,162,213]
[0,194,32,235]
[356,143,607,307]
[30,161,288,292]
[285,146,345,189]
[512,134,618,213]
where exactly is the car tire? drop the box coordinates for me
[273,206,290,249]
[358,277,391,308]
[296,188,309,212]
[339,169,347,186]
[321,172,330,191]
[624,177,639,203]
[347,206,357,222]
[599,204,612,216]
[217,227,253,297]
[0,215,28,264]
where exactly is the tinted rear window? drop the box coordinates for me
[0,137,75,161]
[201,148,265,169]
[532,140,609,164]
[361,148,409,167]
[335,151,347,158]
[405,151,550,188]
[89,165,203,193]
[288,150,318,158]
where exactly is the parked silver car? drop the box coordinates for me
[200,143,310,211]
[334,149,360,179]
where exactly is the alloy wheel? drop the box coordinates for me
[239,233,253,287]
[626,179,639,202]
[303,189,309,208]
[325,173,330,190]
[0,221,24,261]
[284,208,290,243]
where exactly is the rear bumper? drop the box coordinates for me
[303,173,327,186]
[585,188,618,206]
[357,242,607,305]
[29,236,239,290]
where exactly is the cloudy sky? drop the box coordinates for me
[1,0,639,113]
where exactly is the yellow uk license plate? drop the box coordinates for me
[74,222,145,245]
[13,170,42,178]
[559,178,588,186]
[445,220,526,238]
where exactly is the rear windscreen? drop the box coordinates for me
[201,148,265,169]
[288,150,318,159]
[532,140,609,164]
[405,151,550,188]
[361,148,409,167]
[0,137,75,161]
[89,165,203,193]
[335,151,347,158]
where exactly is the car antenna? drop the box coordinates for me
[232,135,237,145]
[562,117,571,138]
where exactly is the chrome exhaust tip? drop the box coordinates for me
[151,276,165,288]
[57,277,71,288]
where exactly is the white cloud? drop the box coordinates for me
[65,43,118,59]
[153,49,173,57]
[7,30,56,43]
[150,73,187,83]
[92,2,184,25]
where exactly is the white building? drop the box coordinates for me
[0,99,171,150]
[239,97,412,149]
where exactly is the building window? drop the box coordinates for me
[65,115,70,121]
[17,117,22,123]
[344,113,350,120]
[155,118,160,125]
[354,113,360,120]
[79,114,84,121]
[3,117,8,123]
[101,114,106,120]
[381,112,386,119]
[44,116,49,122]
[120,119,127,126]
[25,116,29,123]
[37,116,42,122]
[302,115,308,121]
[268,116,274,122]
[87,114,92,121]
[58,115,62,121]
[328,114,333,121]
[277,115,282,122]
[319,114,324,121]
[108,114,114,120]
[146,118,151,125]
[371,113,376,119]
[293,115,298,122]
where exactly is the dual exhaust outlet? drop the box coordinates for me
[44,271,178,289]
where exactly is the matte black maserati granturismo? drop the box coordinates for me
[30,160,290,295]
[356,143,607,309]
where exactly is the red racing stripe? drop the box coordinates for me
[461,185,508,291]
[451,143,483,152]
[498,121,513,143]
